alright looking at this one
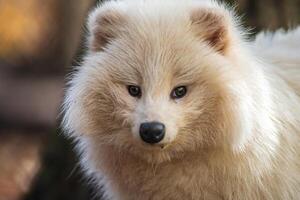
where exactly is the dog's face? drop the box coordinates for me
[63,1,258,163]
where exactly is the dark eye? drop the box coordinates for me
[127,85,141,97]
[171,86,187,99]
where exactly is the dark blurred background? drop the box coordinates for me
[0,0,299,199]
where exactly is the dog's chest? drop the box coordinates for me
[103,157,224,200]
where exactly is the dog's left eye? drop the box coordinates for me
[171,86,187,99]
[127,85,142,97]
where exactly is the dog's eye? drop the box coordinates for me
[127,85,142,97]
[171,86,187,99]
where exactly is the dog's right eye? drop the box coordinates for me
[171,86,187,99]
[127,85,142,97]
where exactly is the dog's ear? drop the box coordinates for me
[88,8,125,51]
[190,8,233,54]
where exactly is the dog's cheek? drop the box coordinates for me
[83,89,116,134]
[106,85,138,130]
[175,92,220,148]
[78,82,128,137]
[111,87,139,135]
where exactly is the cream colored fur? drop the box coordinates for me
[62,0,300,199]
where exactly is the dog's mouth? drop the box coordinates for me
[138,140,174,151]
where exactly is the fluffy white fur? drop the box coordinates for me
[62,0,300,199]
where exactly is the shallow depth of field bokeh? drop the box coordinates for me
[0,0,299,199]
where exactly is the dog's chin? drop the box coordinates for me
[116,138,186,164]
[131,147,175,164]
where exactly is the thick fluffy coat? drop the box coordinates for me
[62,0,300,199]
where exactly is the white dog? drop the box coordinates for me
[62,0,300,199]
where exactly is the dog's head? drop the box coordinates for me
[63,0,271,163]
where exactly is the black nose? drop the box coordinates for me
[139,122,165,144]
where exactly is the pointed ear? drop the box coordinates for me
[88,8,125,51]
[190,8,233,54]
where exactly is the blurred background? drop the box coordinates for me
[0,0,299,199]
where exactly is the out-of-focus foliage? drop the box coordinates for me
[0,0,94,73]
[24,131,94,200]
[227,0,300,32]
[0,0,55,60]
[0,0,95,200]
[0,132,42,200]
